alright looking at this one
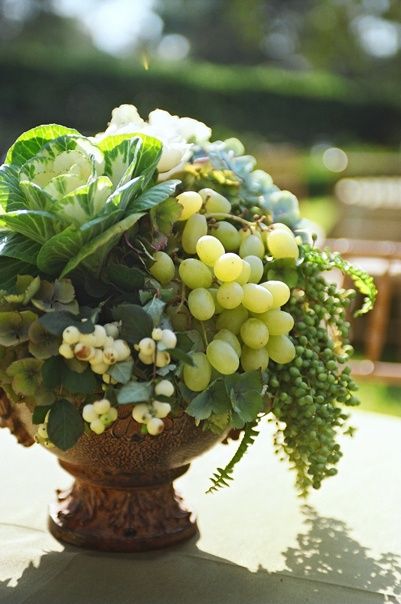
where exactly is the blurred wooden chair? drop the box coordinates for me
[325,238,401,384]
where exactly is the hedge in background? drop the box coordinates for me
[1,53,400,156]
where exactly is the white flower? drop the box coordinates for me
[97,104,212,181]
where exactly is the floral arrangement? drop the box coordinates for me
[0,105,376,495]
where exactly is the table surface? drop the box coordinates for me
[0,410,400,604]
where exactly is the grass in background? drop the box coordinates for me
[300,196,340,235]
[356,381,401,418]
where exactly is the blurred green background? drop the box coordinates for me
[1,0,401,415]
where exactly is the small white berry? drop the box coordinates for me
[91,362,110,375]
[82,404,99,423]
[103,346,118,365]
[104,322,120,338]
[62,326,81,345]
[138,337,156,355]
[89,348,104,365]
[155,351,171,368]
[43,439,55,448]
[100,407,118,426]
[132,404,152,423]
[152,401,171,419]
[59,343,74,359]
[113,339,131,361]
[93,399,111,414]
[160,329,177,349]
[90,419,106,435]
[92,325,107,348]
[155,380,175,397]
[74,343,95,361]
[152,328,163,341]
[147,417,165,436]
[103,336,115,348]
[102,373,117,384]
[138,351,155,365]
[37,423,48,439]
[79,332,98,346]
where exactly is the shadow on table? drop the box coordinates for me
[1,506,400,604]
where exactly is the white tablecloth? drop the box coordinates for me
[0,410,400,603]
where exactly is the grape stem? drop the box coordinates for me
[200,321,209,347]
[205,213,254,228]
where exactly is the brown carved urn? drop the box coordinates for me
[0,391,226,552]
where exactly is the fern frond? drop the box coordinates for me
[303,246,377,316]
[206,421,260,494]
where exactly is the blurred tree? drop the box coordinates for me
[158,0,401,90]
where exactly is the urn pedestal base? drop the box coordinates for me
[48,463,198,552]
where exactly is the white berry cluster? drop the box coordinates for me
[82,398,118,434]
[35,413,55,448]
[135,328,177,367]
[59,322,131,382]
[132,379,174,435]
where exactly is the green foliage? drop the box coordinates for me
[117,381,152,405]
[303,246,377,316]
[42,356,98,395]
[107,360,134,384]
[47,398,84,450]
[112,304,153,343]
[1,55,400,155]
[207,422,260,493]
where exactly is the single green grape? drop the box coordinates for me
[149,251,175,284]
[241,346,269,371]
[259,309,294,335]
[206,340,239,375]
[179,258,213,289]
[240,318,269,349]
[196,235,225,267]
[242,283,273,313]
[214,253,243,282]
[266,229,299,260]
[212,221,241,251]
[183,352,212,391]
[261,280,291,308]
[188,288,215,321]
[213,329,242,357]
[243,255,264,283]
[239,234,265,259]
[200,188,231,215]
[182,213,207,254]
[176,191,203,221]
[216,306,249,335]
[267,335,296,364]
[217,281,244,309]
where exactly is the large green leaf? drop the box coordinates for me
[19,180,56,212]
[56,176,113,225]
[61,212,144,277]
[131,134,162,188]
[127,179,180,213]
[117,381,152,405]
[1,210,59,244]
[36,209,123,276]
[105,175,144,212]
[0,257,37,290]
[225,371,264,423]
[186,379,231,420]
[112,303,153,343]
[47,398,84,451]
[98,135,142,186]
[0,231,40,265]
[0,165,25,211]
[5,125,80,168]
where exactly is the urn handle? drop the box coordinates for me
[0,389,35,447]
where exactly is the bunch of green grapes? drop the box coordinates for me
[150,187,301,393]
[266,257,358,494]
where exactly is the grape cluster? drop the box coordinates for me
[267,258,358,494]
[149,188,301,393]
